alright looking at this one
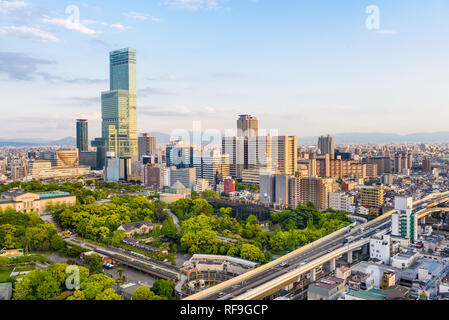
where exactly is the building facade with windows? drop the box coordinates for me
[102,48,138,161]
[0,190,76,214]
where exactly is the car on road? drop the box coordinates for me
[218,292,226,298]
[280,262,290,268]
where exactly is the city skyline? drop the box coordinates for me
[2,0,449,306]
[0,0,448,141]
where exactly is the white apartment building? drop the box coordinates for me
[194,179,211,193]
[329,192,355,213]
[369,234,391,264]
[392,196,417,244]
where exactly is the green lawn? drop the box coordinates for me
[0,269,12,283]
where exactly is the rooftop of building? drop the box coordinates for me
[38,191,72,199]
[119,220,155,232]
[119,283,142,297]
[310,276,344,291]
[393,249,418,261]
[171,181,187,190]
[0,283,12,300]
[346,288,386,300]
[0,189,28,198]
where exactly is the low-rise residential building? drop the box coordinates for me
[117,221,158,237]
[391,250,420,269]
[307,276,345,300]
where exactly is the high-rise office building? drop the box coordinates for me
[166,140,193,169]
[91,138,106,170]
[76,119,89,152]
[170,167,196,189]
[223,135,296,177]
[101,48,138,161]
[138,133,157,160]
[222,136,247,179]
[105,156,132,182]
[317,135,335,160]
[194,151,230,187]
[274,174,290,206]
[237,115,258,137]
[271,136,298,175]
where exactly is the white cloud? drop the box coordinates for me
[140,105,193,117]
[163,74,178,81]
[1,25,59,41]
[41,16,102,35]
[81,19,108,26]
[204,106,216,114]
[110,23,132,31]
[377,29,396,35]
[0,0,27,13]
[175,105,193,115]
[165,0,222,10]
[124,12,161,23]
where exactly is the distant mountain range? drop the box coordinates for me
[0,137,76,147]
[301,132,449,145]
[156,131,449,145]
[1,132,448,147]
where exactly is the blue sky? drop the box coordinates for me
[0,0,448,141]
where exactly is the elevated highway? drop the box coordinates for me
[184,191,449,300]
[233,238,375,300]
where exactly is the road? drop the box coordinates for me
[166,209,181,233]
[185,192,449,300]
[42,208,180,280]
[212,218,390,300]
[64,236,180,279]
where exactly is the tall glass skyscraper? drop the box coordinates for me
[101,48,138,161]
[76,119,88,152]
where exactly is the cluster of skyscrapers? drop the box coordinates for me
[69,48,435,217]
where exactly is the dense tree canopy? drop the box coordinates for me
[54,195,169,243]
[0,209,66,253]
[173,198,350,259]
[13,263,119,300]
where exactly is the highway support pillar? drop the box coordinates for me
[347,250,353,264]
[330,258,336,272]
[362,244,368,255]
[310,268,317,282]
